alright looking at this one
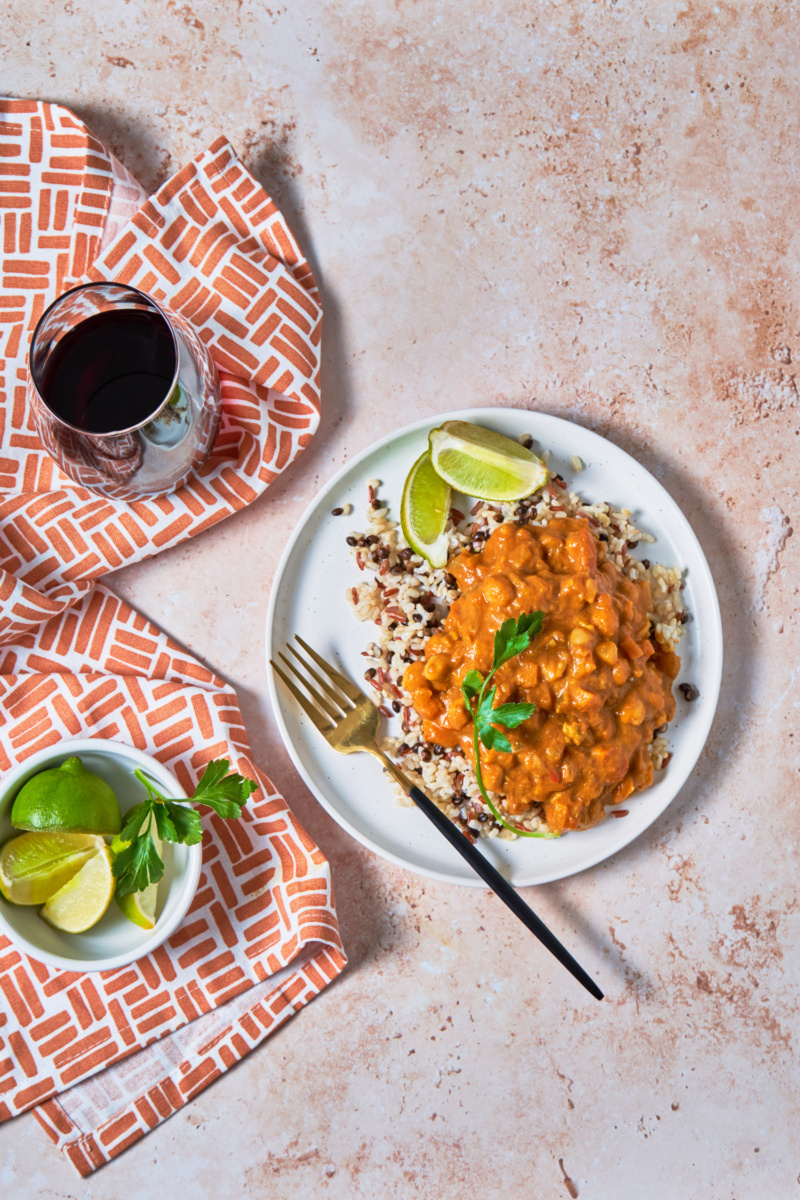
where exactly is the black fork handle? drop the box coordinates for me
[409,786,604,1001]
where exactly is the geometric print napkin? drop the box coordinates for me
[0,97,322,642]
[0,99,344,1175]
[0,586,345,1175]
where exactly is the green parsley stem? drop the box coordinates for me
[468,672,558,840]
[132,767,168,801]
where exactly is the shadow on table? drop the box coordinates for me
[242,133,354,505]
[69,100,355,521]
[515,401,754,1003]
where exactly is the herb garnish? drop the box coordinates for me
[460,611,558,839]
[112,759,257,896]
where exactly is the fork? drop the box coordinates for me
[271,636,604,1001]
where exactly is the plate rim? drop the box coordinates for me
[266,406,724,887]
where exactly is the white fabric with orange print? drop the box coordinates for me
[0,100,344,1177]
[0,97,321,641]
[0,587,344,1176]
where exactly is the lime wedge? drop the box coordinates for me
[116,885,157,931]
[113,817,161,931]
[40,843,115,933]
[428,420,549,501]
[0,832,104,906]
[400,450,452,568]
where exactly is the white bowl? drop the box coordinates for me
[0,739,202,972]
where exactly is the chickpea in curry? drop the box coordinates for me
[403,518,680,832]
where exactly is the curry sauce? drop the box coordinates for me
[403,518,679,832]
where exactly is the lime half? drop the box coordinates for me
[40,843,115,933]
[401,450,452,568]
[428,420,548,501]
[11,756,122,836]
[0,832,104,906]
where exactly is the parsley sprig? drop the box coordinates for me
[460,611,558,839]
[112,759,258,896]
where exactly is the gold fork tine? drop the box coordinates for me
[270,659,333,734]
[295,635,365,704]
[277,652,342,721]
[285,642,354,712]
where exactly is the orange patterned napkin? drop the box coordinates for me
[0,100,345,1175]
[0,98,321,640]
[0,586,344,1175]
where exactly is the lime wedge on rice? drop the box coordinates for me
[401,450,452,569]
[40,842,115,933]
[112,817,161,931]
[428,420,549,502]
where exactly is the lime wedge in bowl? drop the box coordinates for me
[428,420,548,501]
[40,843,115,934]
[113,819,161,931]
[0,831,104,906]
[400,450,452,568]
[116,884,157,931]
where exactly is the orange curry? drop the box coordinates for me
[403,518,679,832]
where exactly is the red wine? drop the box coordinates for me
[39,308,177,434]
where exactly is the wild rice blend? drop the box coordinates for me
[345,460,687,842]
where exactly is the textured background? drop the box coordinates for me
[2,2,799,1196]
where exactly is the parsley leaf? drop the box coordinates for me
[192,758,257,819]
[493,611,544,670]
[112,760,257,896]
[487,701,537,730]
[119,800,154,845]
[459,610,558,839]
[164,800,203,844]
[479,725,513,755]
[474,687,512,754]
[112,823,164,896]
[461,669,484,709]
[151,802,178,844]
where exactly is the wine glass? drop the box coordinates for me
[28,282,222,500]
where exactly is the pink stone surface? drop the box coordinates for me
[1,3,799,1196]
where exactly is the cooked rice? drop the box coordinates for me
[344,469,686,841]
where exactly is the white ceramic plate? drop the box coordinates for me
[266,408,723,887]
